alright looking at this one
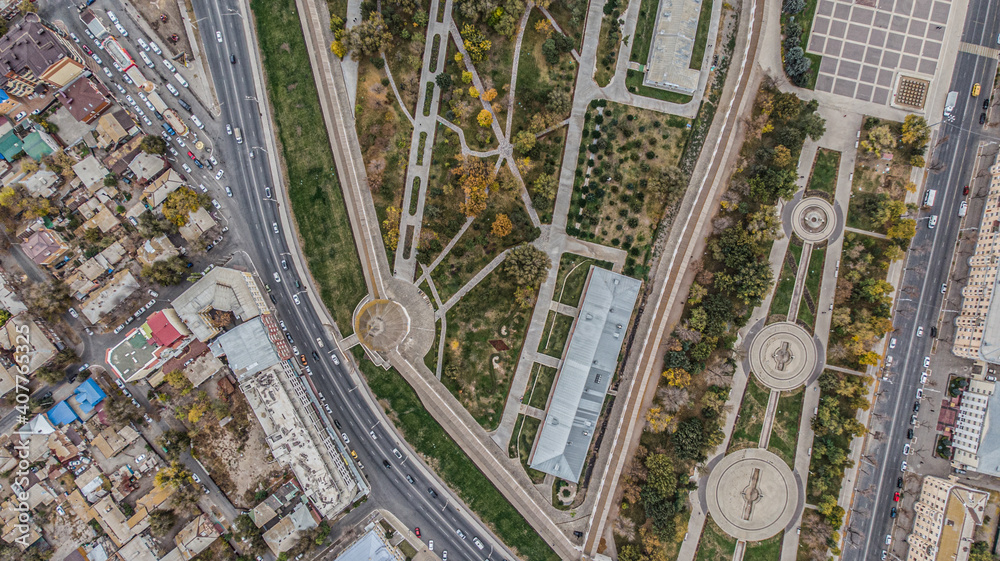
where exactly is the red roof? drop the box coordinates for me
[147,310,183,347]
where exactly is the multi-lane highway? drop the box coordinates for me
[848,0,1000,557]
[38,0,515,558]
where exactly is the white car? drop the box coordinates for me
[114,325,124,334]
[70,32,79,43]
[182,163,192,173]
[331,353,340,365]
[429,541,434,551]
[176,137,186,148]
[209,156,218,166]
[107,10,118,23]
[216,31,223,43]
[225,186,233,197]
[143,115,153,127]
[272,222,279,234]
[115,378,125,389]
[149,41,162,55]
[923,356,931,368]
[146,299,155,307]
[191,474,201,483]
[115,83,126,95]
[126,94,136,106]
[341,432,350,444]
[215,169,224,180]
[903,443,911,455]
[12,111,25,122]
[900,461,907,472]
[174,73,189,88]
[226,124,232,135]
[145,101,156,112]
[273,271,281,282]
[137,91,148,102]
[91,53,103,65]
[137,38,149,51]
[198,183,208,193]
[920,371,928,384]
[123,73,133,84]
[293,294,301,305]
[169,147,179,156]
[917,327,924,337]
[103,66,113,78]
[68,307,79,318]
[889,337,896,349]
[941,283,947,294]
[211,199,221,209]
[115,22,128,37]
[112,61,123,72]
[166,83,180,97]
[162,59,176,73]
[191,115,204,129]
[136,454,146,463]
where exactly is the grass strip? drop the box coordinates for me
[629,0,660,64]
[807,148,840,195]
[352,348,559,561]
[251,0,366,334]
[625,70,694,104]
[409,177,421,215]
[417,131,428,166]
[689,0,714,70]
[423,82,435,116]
[430,35,441,73]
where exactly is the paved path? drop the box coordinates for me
[845,226,888,239]
[504,3,534,138]
[340,0,362,106]
[786,241,814,320]
[436,249,511,317]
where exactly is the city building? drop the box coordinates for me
[642,0,705,95]
[20,227,69,266]
[0,13,85,97]
[80,269,140,324]
[950,380,1000,474]
[0,314,57,396]
[955,152,1000,362]
[529,267,641,482]
[171,266,267,341]
[331,525,404,561]
[57,77,111,124]
[262,502,318,556]
[106,309,194,382]
[905,476,988,561]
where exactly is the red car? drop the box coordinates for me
[964,185,970,196]
[893,492,901,502]
[414,527,421,538]
[187,151,196,160]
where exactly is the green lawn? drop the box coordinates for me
[352,349,559,561]
[797,245,825,329]
[625,70,694,104]
[511,414,546,483]
[781,0,823,90]
[525,363,558,409]
[694,517,738,561]
[767,389,804,468]
[554,254,613,307]
[251,0,366,334]
[690,0,715,70]
[745,533,784,561]
[807,148,840,196]
[729,375,771,450]
[594,12,623,87]
[326,0,346,19]
[538,311,574,358]
[424,316,441,373]
[768,243,801,319]
[629,0,660,64]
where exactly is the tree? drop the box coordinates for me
[782,0,805,13]
[513,285,536,309]
[534,18,554,37]
[482,88,498,102]
[645,406,672,433]
[141,256,190,286]
[491,213,512,237]
[513,130,536,154]
[382,206,401,251]
[886,218,916,243]
[672,417,705,460]
[18,0,37,13]
[460,23,491,61]
[157,430,191,460]
[162,186,202,226]
[546,87,572,116]
[910,155,925,167]
[23,280,70,321]
[106,396,143,426]
[644,453,676,498]
[773,145,793,168]
[477,109,493,127]
[154,461,194,489]
[103,173,118,187]
[532,174,557,201]
[862,124,896,157]
[140,135,167,154]
[165,370,194,395]
[503,243,551,286]
[969,541,993,561]
[148,509,177,536]
[662,368,691,388]
[901,115,930,149]
[784,46,811,84]
[34,367,65,384]
[330,40,347,58]
[435,72,453,89]
[343,12,394,57]
[453,156,494,216]
[799,111,827,141]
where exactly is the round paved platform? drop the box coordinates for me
[355,299,409,352]
[705,448,800,541]
[747,322,817,391]
[791,197,836,243]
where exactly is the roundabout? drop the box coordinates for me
[790,197,837,243]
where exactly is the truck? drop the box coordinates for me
[923,188,937,208]
[163,109,189,136]
[234,127,243,144]
[945,91,958,114]
[147,91,168,114]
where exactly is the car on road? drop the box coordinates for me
[150,41,162,55]
[193,158,203,168]
[82,44,93,55]
[890,507,897,518]
[91,53,102,65]
[903,443,911,455]
[107,10,118,23]
[405,474,415,484]
[137,37,149,51]
[913,401,920,412]
[414,528,420,538]
[198,184,207,193]
[114,324,124,334]
[900,461,907,471]
[226,124,232,135]
[382,459,391,468]
[960,201,968,217]
[281,259,288,270]
[299,354,307,366]
[103,66,112,78]
[941,283,947,294]
[166,83,180,97]
[131,398,140,408]
[455,529,466,540]
[293,294,301,305]
[176,137,186,147]
[191,115,204,129]
[144,414,153,424]
[115,378,125,389]
[182,163,192,173]
[442,552,447,560]
[191,474,201,483]
[211,199,221,209]
[893,491,900,501]
[225,186,233,197]
[187,150,196,159]
[393,448,403,459]
[341,432,350,444]
[910,414,917,425]
[272,222,279,234]
[964,185,970,196]
[331,353,340,365]
[68,307,79,318]
[917,327,923,337]
[311,351,320,361]
[114,22,128,36]
[428,540,433,550]
[923,356,931,367]
[162,59,176,73]
[231,54,237,64]
[265,187,273,199]
[889,337,896,349]
[215,169,225,180]
[472,537,485,550]
[428,487,439,498]
[70,32,79,43]
[273,272,281,283]
[279,320,287,330]
[920,371,928,384]
[369,430,378,440]
[897,477,903,488]
[216,31,223,43]
[115,83,126,94]
[885,356,893,367]
[981,113,987,125]
[209,156,218,167]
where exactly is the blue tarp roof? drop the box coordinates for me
[47,401,78,425]
[74,378,106,413]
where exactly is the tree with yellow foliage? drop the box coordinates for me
[165,370,193,395]
[460,23,491,62]
[491,213,512,238]
[382,206,401,250]
[162,187,203,226]
[187,402,207,423]
[662,367,691,388]
[454,52,463,63]
[534,18,554,38]
[857,351,881,367]
[330,40,347,58]
[154,461,192,489]
[482,88,498,102]
[645,406,673,433]
[477,109,493,127]
[453,156,494,216]
[461,71,473,84]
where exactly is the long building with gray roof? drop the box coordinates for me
[529,267,641,482]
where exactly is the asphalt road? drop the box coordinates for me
[36,1,513,559]
[847,0,1000,558]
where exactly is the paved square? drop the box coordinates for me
[807,0,952,106]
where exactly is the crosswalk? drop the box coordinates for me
[959,42,999,59]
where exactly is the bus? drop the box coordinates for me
[234,127,243,144]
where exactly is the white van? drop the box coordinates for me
[173,73,189,88]
[929,215,938,228]
[139,51,154,69]
[191,115,204,129]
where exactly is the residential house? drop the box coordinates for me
[0,13,85,97]
[21,168,60,198]
[127,152,166,184]
[57,77,111,124]
[142,167,184,208]
[136,235,178,266]
[0,314,56,396]
[80,269,140,324]
[73,154,110,192]
[95,108,137,148]
[178,207,216,242]
[20,227,69,266]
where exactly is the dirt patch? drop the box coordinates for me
[43,506,98,561]
[131,0,193,62]
[281,43,291,52]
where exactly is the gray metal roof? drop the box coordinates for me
[973,385,1000,477]
[334,529,397,561]
[210,318,280,379]
[530,267,641,482]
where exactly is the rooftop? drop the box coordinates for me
[530,267,641,482]
[73,154,110,191]
[0,14,81,91]
[211,318,281,379]
[57,76,111,124]
[171,266,264,341]
[20,227,67,265]
[643,0,705,95]
[81,269,140,324]
[332,528,402,561]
